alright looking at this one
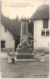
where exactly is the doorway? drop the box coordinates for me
[14,37,20,51]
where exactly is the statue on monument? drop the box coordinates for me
[22,35,28,44]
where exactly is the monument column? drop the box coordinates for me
[20,19,28,44]
[16,18,34,59]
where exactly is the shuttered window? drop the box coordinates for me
[43,19,48,28]
[41,30,50,36]
[41,30,45,36]
[46,30,50,36]
[41,19,49,36]
[1,40,5,48]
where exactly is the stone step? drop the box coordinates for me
[16,54,34,59]
[15,59,35,61]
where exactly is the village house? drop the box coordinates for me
[31,4,49,53]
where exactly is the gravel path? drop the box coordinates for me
[0,52,49,78]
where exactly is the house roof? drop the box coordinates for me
[1,14,33,38]
[31,4,49,20]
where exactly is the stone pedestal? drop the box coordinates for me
[40,53,45,62]
[16,19,34,59]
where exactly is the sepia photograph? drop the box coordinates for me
[0,0,49,78]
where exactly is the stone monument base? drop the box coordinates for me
[17,53,34,59]
[16,41,34,59]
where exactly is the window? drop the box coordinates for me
[41,19,49,36]
[43,19,48,28]
[41,30,50,36]
[46,30,50,36]
[41,30,45,36]
[1,40,5,48]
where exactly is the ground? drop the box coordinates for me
[0,52,49,78]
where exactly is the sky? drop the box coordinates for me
[2,0,49,19]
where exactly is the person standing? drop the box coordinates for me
[7,49,16,64]
[11,49,15,64]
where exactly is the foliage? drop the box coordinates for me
[1,13,33,36]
